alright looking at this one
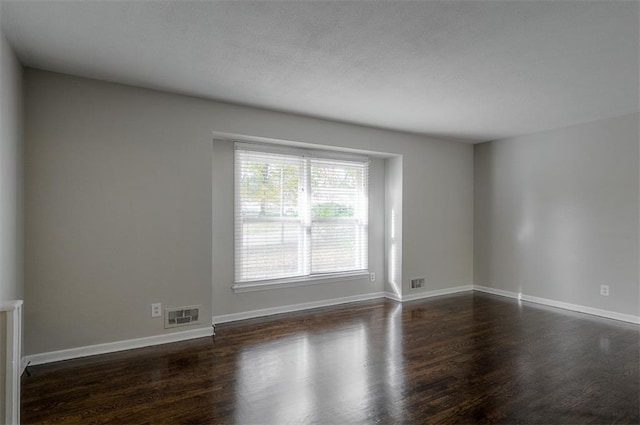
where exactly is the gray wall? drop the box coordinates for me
[384,156,403,296]
[0,28,23,302]
[25,69,473,355]
[0,22,23,422]
[474,113,639,316]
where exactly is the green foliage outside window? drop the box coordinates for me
[312,203,354,217]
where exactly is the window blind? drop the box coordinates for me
[235,144,369,284]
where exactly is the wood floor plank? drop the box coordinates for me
[21,293,639,424]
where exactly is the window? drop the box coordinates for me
[234,143,369,287]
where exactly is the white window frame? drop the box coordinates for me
[233,142,370,293]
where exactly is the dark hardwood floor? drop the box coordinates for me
[22,292,639,424]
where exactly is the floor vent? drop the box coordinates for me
[165,305,201,329]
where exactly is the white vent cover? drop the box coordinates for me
[164,305,201,329]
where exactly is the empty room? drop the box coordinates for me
[0,0,638,424]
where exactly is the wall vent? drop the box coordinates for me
[164,305,201,329]
[410,277,425,290]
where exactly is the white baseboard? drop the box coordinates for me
[212,292,387,324]
[473,285,524,302]
[399,285,474,302]
[383,291,402,302]
[24,285,638,367]
[212,286,474,325]
[473,285,640,324]
[25,327,214,366]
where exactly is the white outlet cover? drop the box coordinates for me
[151,303,162,317]
[600,285,609,296]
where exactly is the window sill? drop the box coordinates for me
[232,271,370,293]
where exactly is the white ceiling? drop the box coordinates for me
[1,0,638,143]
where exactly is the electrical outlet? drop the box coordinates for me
[600,285,609,297]
[369,272,375,282]
[151,303,162,317]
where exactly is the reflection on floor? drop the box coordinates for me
[22,292,640,424]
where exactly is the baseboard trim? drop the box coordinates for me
[25,327,214,366]
[213,292,388,324]
[473,285,640,324]
[400,285,474,302]
[25,285,638,366]
[383,291,402,302]
[213,286,475,324]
